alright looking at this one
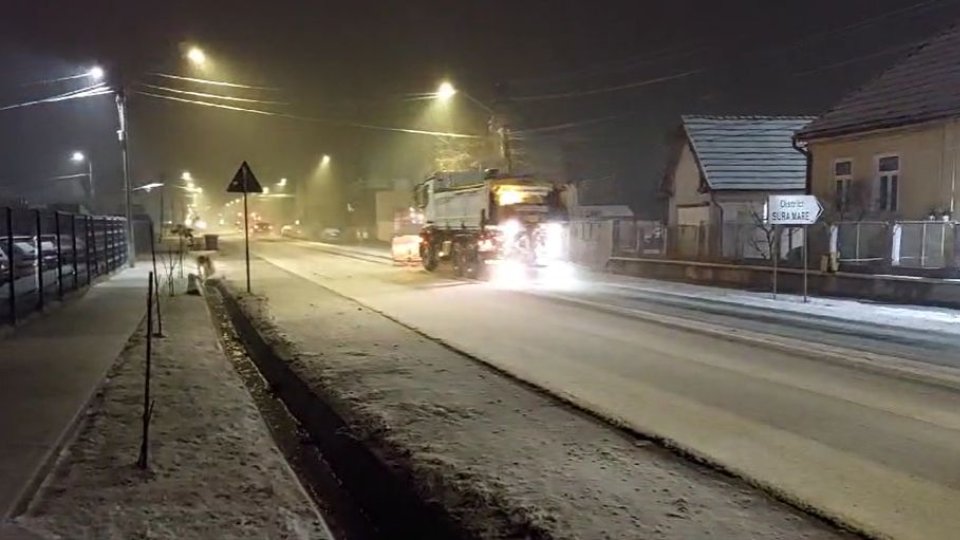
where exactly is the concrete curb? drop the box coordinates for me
[208,278,467,540]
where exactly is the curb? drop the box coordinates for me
[209,278,467,540]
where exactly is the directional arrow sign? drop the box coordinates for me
[226,161,263,194]
[768,195,823,225]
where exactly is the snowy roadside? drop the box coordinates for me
[586,271,960,334]
[287,240,960,334]
[221,259,851,540]
[13,294,330,540]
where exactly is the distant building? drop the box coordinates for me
[662,115,813,259]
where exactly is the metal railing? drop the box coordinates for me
[1,207,128,326]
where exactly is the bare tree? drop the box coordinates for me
[745,204,776,260]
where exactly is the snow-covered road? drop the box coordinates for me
[244,238,960,540]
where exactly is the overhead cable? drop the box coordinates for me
[134,91,484,138]
[148,72,279,91]
[138,83,289,105]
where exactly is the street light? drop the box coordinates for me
[187,47,206,66]
[88,66,105,81]
[437,81,457,101]
[70,151,95,205]
[321,154,331,166]
[278,177,288,187]
[181,171,192,182]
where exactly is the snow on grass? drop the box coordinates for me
[16,294,329,540]
[222,260,851,540]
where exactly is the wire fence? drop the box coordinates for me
[1,207,128,326]
[609,218,960,274]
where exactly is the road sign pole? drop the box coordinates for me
[226,161,263,294]
[772,224,779,300]
[243,191,251,293]
[803,225,809,303]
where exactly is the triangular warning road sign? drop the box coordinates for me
[226,161,263,193]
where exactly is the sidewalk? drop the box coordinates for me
[0,264,151,521]
[14,293,329,539]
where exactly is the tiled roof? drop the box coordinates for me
[682,115,813,191]
[797,25,960,140]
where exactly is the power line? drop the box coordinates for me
[138,83,289,105]
[134,91,484,139]
[0,85,112,113]
[792,40,922,77]
[512,68,705,102]
[147,72,280,91]
[508,0,957,103]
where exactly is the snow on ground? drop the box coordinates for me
[285,239,960,333]
[15,294,330,540]
[223,259,850,540]
[589,271,960,333]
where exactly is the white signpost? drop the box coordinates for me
[767,195,823,302]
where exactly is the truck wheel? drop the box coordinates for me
[452,244,466,278]
[421,243,438,272]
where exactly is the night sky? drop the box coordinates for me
[2,0,959,221]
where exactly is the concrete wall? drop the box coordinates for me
[607,256,960,309]
[809,120,960,221]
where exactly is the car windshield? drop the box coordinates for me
[14,242,36,255]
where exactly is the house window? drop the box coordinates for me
[834,160,853,211]
[876,155,899,212]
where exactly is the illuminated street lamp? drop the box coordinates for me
[187,46,207,66]
[181,171,193,182]
[278,177,288,187]
[321,154,331,166]
[70,151,95,203]
[436,81,456,101]
[88,66,105,81]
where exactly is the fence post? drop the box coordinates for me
[920,222,928,268]
[55,212,63,300]
[35,209,43,311]
[86,216,93,283]
[855,223,861,262]
[5,208,15,325]
[71,216,79,291]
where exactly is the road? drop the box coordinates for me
[245,237,960,540]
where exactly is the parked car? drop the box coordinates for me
[10,239,38,276]
[0,246,9,283]
[319,227,342,243]
[280,223,304,238]
[251,222,273,235]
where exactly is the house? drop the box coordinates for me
[796,25,960,271]
[663,115,813,259]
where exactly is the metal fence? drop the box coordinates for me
[1,207,128,326]
[895,221,955,269]
[835,221,890,265]
[607,217,959,274]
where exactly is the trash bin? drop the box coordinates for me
[204,234,219,251]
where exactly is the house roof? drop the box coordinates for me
[797,25,960,141]
[682,115,813,191]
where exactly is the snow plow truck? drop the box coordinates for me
[413,169,574,281]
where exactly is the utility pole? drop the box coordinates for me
[491,82,514,174]
[116,87,135,267]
